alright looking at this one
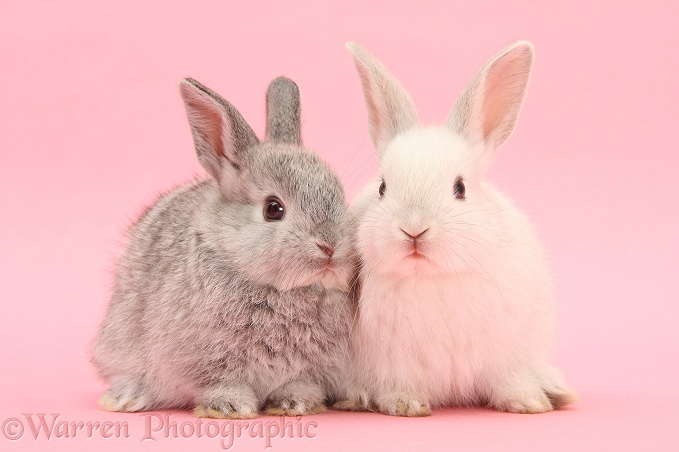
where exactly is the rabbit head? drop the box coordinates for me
[347,42,534,277]
[179,77,354,291]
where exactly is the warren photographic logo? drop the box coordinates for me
[2,413,318,449]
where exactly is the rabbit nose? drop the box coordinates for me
[400,228,429,240]
[316,242,335,257]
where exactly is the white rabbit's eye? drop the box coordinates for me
[379,180,386,199]
[454,177,466,200]
[264,197,285,221]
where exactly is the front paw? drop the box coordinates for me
[500,391,554,414]
[333,398,373,412]
[375,393,431,417]
[194,404,258,419]
[263,380,326,416]
[332,386,376,412]
[98,377,153,412]
[195,382,258,419]
[263,401,327,416]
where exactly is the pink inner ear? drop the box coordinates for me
[203,105,225,156]
[187,95,225,157]
[356,64,387,149]
[480,50,531,143]
[365,83,385,139]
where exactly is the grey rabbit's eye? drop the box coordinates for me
[454,177,466,200]
[379,180,386,199]
[264,197,285,221]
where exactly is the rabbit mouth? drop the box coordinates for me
[318,260,337,275]
[313,262,351,292]
[389,249,438,276]
[406,250,427,260]
[402,238,429,260]
[403,249,432,264]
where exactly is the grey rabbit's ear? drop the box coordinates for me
[265,77,302,145]
[346,42,419,156]
[179,78,260,180]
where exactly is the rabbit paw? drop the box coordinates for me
[195,382,258,419]
[193,404,258,419]
[333,398,373,412]
[263,402,327,416]
[263,380,326,416]
[501,390,554,414]
[492,368,578,414]
[544,386,579,409]
[539,366,579,409]
[332,387,375,412]
[375,393,431,417]
[98,377,153,412]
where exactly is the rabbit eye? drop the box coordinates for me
[379,180,386,199]
[264,197,285,221]
[454,177,466,200]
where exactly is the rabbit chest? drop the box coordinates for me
[355,272,544,404]
[173,285,351,397]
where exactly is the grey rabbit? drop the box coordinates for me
[92,76,355,419]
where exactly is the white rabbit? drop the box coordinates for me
[336,42,578,416]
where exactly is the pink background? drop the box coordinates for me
[1,1,677,450]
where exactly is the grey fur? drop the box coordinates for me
[265,77,302,145]
[92,78,355,417]
[181,78,259,177]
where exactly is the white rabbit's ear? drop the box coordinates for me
[179,78,260,180]
[447,41,534,172]
[346,42,419,156]
[265,76,302,145]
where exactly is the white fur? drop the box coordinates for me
[342,42,577,415]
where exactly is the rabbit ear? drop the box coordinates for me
[265,77,302,145]
[346,42,419,155]
[179,78,259,180]
[447,41,534,172]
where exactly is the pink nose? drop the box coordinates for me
[400,228,429,240]
[317,243,334,257]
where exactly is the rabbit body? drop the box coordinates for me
[339,43,577,416]
[93,78,355,418]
